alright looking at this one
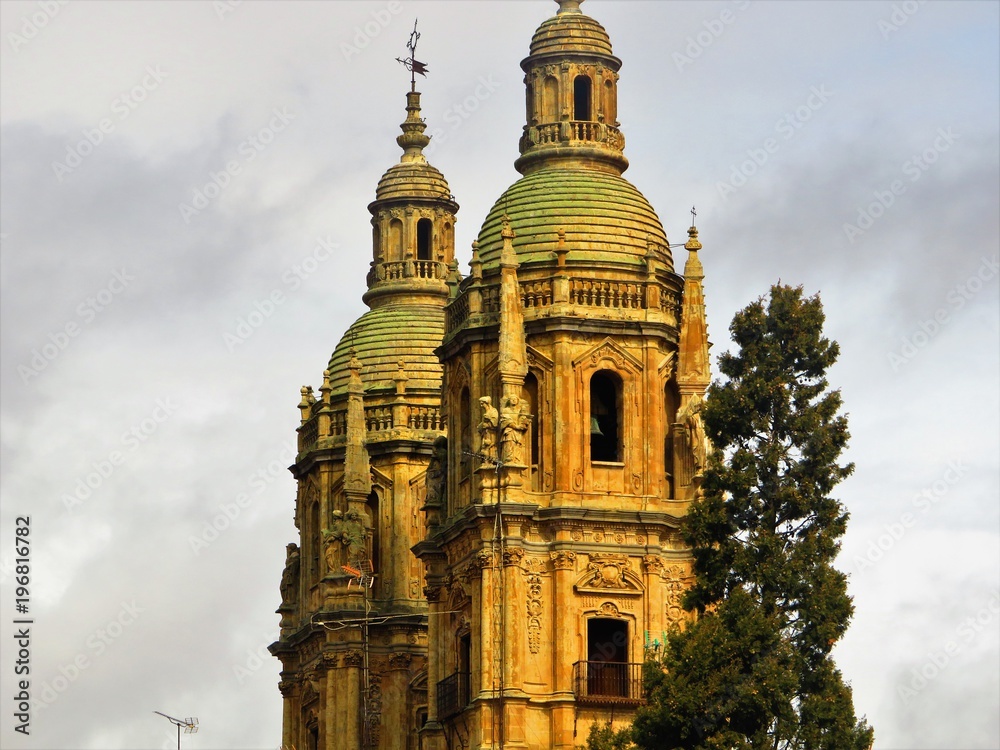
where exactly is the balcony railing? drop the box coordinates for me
[436,670,471,720]
[573,661,645,704]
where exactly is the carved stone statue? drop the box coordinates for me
[477,396,499,460]
[425,435,447,509]
[325,509,367,566]
[499,395,530,465]
[678,395,708,474]
[280,543,300,605]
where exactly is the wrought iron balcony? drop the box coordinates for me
[436,670,471,720]
[573,661,645,704]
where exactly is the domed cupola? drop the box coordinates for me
[474,0,673,275]
[364,86,460,311]
[325,82,460,399]
[516,0,626,176]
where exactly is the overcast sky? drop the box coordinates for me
[1,1,997,748]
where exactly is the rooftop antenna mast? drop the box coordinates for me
[396,19,428,91]
[153,711,199,750]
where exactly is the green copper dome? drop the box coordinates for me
[327,304,444,396]
[476,166,671,272]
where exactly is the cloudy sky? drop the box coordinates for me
[1,0,997,747]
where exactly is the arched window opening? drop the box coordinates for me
[460,387,472,478]
[590,371,620,462]
[417,218,433,261]
[309,500,321,581]
[525,82,534,124]
[604,79,616,124]
[372,223,382,261]
[365,489,380,574]
[664,380,679,480]
[522,373,539,468]
[574,75,592,121]
[543,76,559,121]
[389,218,404,260]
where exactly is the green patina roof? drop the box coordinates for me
[327,304,444,396]
[476,166,671,271]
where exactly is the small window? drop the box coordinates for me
[417,218,433,261]
[574,75,592,121]
[590,372,620,462]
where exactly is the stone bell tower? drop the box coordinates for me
[270,69,459,748]
[413,0,711,748]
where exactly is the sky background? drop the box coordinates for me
[1,0,997,748]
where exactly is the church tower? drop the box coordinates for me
[270,65,458,748]
[412,0,711,747]
[272,2,711,747]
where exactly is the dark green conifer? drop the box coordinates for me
[590,284,873,750]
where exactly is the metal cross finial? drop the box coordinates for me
[395,19,428,91]
[691,206,697,227]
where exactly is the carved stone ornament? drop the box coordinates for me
[503,547,526,568]
[389,652,413,671]
[599,601,620,617]
[549,550,577,570]
[343,650,364,667]
[423,584,443,602]
[278,678,299,698]
[526,569,543,654]
[575,554,644,595]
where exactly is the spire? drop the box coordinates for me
[344,349,372,499]
[397,91,430,164]
[395,19,431,163]
[677,224,710,394]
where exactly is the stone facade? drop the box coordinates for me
[271,1,711,748]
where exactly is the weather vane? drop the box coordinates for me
[395,19,428,91]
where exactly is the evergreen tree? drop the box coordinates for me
[591,284,873,750]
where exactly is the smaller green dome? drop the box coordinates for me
[327,305,445,396]
[476,166,671,272]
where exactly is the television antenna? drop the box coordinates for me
[154,711,199,750]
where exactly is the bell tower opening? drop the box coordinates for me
[574,75,592,121]
[417,218,433,261]
[590,371,620,462]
